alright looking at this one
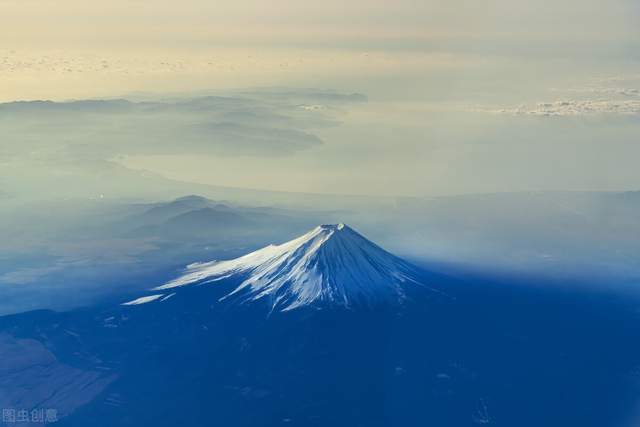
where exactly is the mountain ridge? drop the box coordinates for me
[127,223,443,311]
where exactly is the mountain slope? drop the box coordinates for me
[150,223,442,311]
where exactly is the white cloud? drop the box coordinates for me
[564,87,640,97]
[474,99,640,117]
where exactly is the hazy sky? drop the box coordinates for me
[1,0,640,197]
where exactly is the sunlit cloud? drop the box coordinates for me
[475,99,640,117]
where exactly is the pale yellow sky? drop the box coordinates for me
[1,0,637,102]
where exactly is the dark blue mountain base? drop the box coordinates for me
[1,276,638,427]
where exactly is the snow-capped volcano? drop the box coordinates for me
[152,224,439,311]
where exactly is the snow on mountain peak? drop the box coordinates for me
[149,224,437,311]
[320,223,345,230]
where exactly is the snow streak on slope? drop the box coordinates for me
[154,224,439,311]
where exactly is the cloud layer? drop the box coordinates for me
[471,77,640,117]
[481,99,640,117]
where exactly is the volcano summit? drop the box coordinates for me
[144,223,440,311]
